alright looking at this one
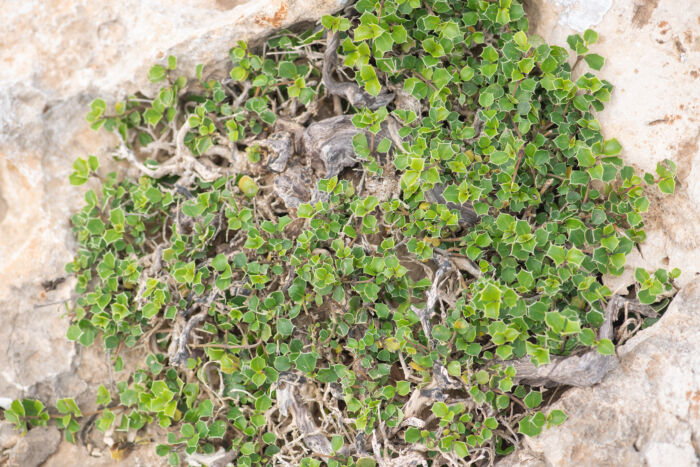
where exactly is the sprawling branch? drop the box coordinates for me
[323,32,395,110]
[114,121,223,186]
[416,256,451,345]
[275,372,336,457]
[503,295,648,387]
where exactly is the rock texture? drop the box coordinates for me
[0,0,347,463]
[526,0,700,290]
[7,426,62,467]
[43,438,164,467]
[498,2,700,464]
[500,276,700,467]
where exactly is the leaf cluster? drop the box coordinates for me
[5,1,680,465]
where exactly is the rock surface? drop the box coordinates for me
[0,0,347,462]
[527,0,700,290]
[497,2,700,465]
[7,426,62,467]
[500,276,700,467]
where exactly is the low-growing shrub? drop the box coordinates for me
[3,0,678,465]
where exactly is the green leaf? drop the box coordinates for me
[277,318,294,336]
[423,38,445,57]
[397,381,411,396]
[658,177,675,194]
[357,457,377,467]
[86,218,105,235]
[481,45,499,62]
[583,29,598,44]
[296,352,318,373]
[479,92,494,107]
[69,157,90,185]
[596,338,615,355]
[432,401,449,418]
[297,203,314,218]
[432,324,452,341]
[237,175,258,198]
[392,25,408,44]
[496,345,513,360]
[545,311,565,334]
[87,155,99,171]
[212,254,228,272]
[96,409,115,432]
[144,108,162,126]
[374,32,395,56]
[148,64,167,82]
[230,66,248,81]
[208,420,226,438]
[321,15,336,30]
[288,279,306,302]
[404,427,421,443]
[480,283,502,319]
[250,356,266,372]
[69,172,88,186]
[331,435,344,452]
[602,138,622,155]
[454,440,469,457]
[278,61,297,79]
[584,53,605,70]
[547,409,568,427]
[519,414,543,437]
[360,65,381,96]
[523,391,543,408]
[567,34,588,55]
[513,31,529,51]
[110,207,125,225]
[56,398,82,417]
[566,247,585,267]
[576,147,596,167]
[460,65,475,82]
[546,244,566,266]
[97,385,111,406]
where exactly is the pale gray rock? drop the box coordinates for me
[527,0,700,289]
[499,276,700,467]
[7,426,61,467]
[498,3,700,462]
[551,0,612,32]
[0,421,21,450]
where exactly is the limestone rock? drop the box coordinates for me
[0,1,350,297]
[526,0,700,289]
[0,421,21,450]
[0,281,80,401]
[7,426,61,467]
[43,436,164,467]
[496,2,700,465]
[500,276,700,467]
